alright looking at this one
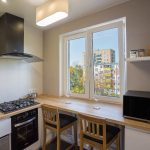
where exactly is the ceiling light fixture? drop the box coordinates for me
[1,0,7,3]
[36,0,68,27]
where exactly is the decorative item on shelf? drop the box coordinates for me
[138,49,145,57]
[147,46,150,56]
[130,49,145,58]
[130,50,138,58]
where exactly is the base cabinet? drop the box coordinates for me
[0,135,10,150]
[125,127,150,150]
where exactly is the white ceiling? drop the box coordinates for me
[0,0,129,30]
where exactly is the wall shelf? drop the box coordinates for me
[126,56,150,62]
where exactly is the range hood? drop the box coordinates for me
[0,13,43,63]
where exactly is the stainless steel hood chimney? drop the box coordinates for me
[0,13,43,63]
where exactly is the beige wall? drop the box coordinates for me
[43,0,150,96]
[0,23,43,102]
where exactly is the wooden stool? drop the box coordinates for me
[42,104,77,150]
[79,113,120,150]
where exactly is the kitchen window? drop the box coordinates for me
[62,18,126,103]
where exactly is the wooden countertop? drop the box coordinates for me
[0,96,149,131]
[37,95,150,131]
[0,103,41,120]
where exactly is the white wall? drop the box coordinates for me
[43,0,150,96]
[0,23,43,102]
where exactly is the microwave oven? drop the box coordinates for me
[123,90,150,122]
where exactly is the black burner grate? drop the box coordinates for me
[0,98,39,113]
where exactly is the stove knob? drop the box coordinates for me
[20,104,23,108]
[2,109,6,112]
[23,104,27,107]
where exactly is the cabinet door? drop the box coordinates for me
[0,135,10,150]
[125,127,150,150]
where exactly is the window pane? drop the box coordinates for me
[68,38,86,94]
[92,28,120,98]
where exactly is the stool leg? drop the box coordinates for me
[90,147,93,150]
[116,133,120,150]
[80,133,83,150]
[74,122,78,150]
[57,131,60,150]
[42,126,46,150]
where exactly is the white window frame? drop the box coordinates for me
[60,18,126,103]
[63,33,90,98]
[89,21,125,103]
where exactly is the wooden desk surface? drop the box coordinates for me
[37,95,150,131]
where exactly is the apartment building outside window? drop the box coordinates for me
[62,18,126,103]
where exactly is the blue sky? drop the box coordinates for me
[69,28,119,66]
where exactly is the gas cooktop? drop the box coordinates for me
[0,98,39,113]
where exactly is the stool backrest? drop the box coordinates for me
[79,113,106,145]
[42,105,59,127]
